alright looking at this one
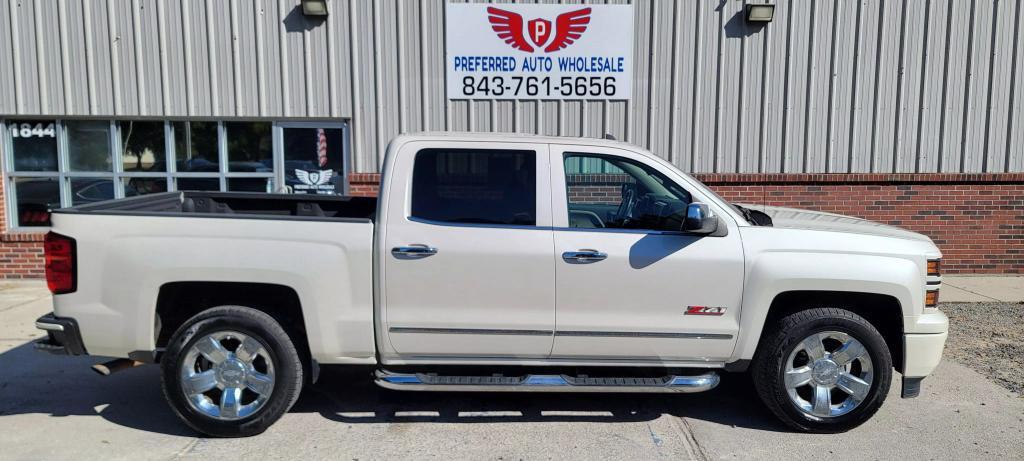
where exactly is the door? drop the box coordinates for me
[550,146,744,362]
[274,122,348,195]
[382,142,555,358]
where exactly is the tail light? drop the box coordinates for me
[44,232,76,294]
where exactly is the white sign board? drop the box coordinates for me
[446,3,634,100]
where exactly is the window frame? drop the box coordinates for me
[1,119,351,231]
[408,147,541,227]
[549,144,731,235]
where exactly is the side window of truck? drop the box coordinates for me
[564,153,692,232]
[411,149,537,226]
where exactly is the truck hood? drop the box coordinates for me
[737,204,933,243]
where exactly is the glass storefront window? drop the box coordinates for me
[123,177,168,196]
[14,177,60,227]
[226,122,273,172]
[66,120,113,171]
[70,178,116,205]
[176,177,221,191]
[7,120,58,171]
[282,127,344,195]
[228,178,272,192]
[173,121,219,172]
[121,121,167,172]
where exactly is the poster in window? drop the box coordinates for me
[283,128,344,195]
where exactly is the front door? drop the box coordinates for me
[382,141,555,359]
[550,146,744,362]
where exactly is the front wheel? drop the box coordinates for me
[160,306,304,437]
[752,308,892,433]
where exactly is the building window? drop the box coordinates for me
[2,119,348,230]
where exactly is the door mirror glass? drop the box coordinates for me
[682,202,718,234]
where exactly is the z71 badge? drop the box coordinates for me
[685,306,727,316]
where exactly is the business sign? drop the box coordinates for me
[446,3,634,100]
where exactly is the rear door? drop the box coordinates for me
[549,144,744,362]
[381,141,555,359]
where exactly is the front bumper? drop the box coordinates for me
[34,313,87,356]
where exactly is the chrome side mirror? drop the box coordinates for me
[682,202,718,234]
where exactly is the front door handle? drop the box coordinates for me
[562,249,607,264]
[392,245,438,258]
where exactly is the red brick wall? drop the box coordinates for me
[1,173,1020,277]
[349,172,1024,274]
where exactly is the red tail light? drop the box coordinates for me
[44,232,76,294]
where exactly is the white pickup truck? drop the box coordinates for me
[35,133,948,437]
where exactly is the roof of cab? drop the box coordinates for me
[391,131,644,151]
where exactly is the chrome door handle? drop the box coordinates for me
[391,245,438,258]
[562,249,607,263]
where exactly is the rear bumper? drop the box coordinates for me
[34,313,87,356]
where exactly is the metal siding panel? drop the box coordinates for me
[351,0,378,169]
[304,1,330,117]
[831,0,856,173]
[0,0,13,113]
[1007,0,1024,171]
[963,0,994,172]
[36,0,64,114]
[374,0,400,152]
[669,0,696,170]
[605,100,627,143]
[646,0,672,160]
[111,0,139,115]
[738,1,766,173]
[716,0,742,173]
[256,0,282,116]
[539,100,558,136]
[693,0,719,173]
[137,0,164,116]
[895,0,926,172]
[162,0,188,116]
[183,0,211,116]
[629,0,651,147]
[984,0,1015,172]
[232,0,259,116]
[519,100,538,134]
[804,0,834,173]
[328,0,353,117]
[916,0,949,173]
[941,0,971,172]
[13,0,41,114]
[784,0,811,172]
[422,0,446,132]
[762,0,793,174]
[872,0,903,173]
[280,0,305,116]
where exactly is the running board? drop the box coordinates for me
[374,369,720,393]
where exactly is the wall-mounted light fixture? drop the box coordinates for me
[301,0,328,16]
[745,4,775,23]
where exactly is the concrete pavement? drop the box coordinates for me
[941,276,1024,303]
[1,281,1022,460]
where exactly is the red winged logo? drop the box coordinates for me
[487,7,592,53]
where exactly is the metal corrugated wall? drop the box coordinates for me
[1,0,1023,173]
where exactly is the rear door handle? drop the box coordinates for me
[391,245,438,258]
[562,249,607,264]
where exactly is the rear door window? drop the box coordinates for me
[411,149,536,226]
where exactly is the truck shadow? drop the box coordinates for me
[0,341,789,435]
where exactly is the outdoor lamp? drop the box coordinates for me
[301,0,328,16]
[745,4,775,23]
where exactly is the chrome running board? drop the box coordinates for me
[374,369,720,393]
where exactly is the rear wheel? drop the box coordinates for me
[752,308,892,433]
[160,306,303,437]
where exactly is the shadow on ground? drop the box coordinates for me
[0,340,789,436]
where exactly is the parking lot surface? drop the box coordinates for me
[1,283,1022,460]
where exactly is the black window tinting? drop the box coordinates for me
[411,149,536,226]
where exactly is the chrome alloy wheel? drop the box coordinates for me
[179,331,276,421]
[783,331,874,420]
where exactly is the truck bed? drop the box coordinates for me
[55,191,377,223]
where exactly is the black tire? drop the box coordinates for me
[752,307,892,433]
[160,305,304,437]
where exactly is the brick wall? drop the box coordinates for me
[350,172,1024,274]
[0,173,1020,277]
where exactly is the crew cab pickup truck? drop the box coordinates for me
[36,133,948,437]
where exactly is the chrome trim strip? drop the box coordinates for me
[555,331,733,340]
[374,369,720,394]
[389,327,553,336]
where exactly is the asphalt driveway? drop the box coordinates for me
[1,283,1022,460]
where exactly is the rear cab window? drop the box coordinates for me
[411,149,537,226]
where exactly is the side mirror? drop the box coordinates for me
[682,202,718,234]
